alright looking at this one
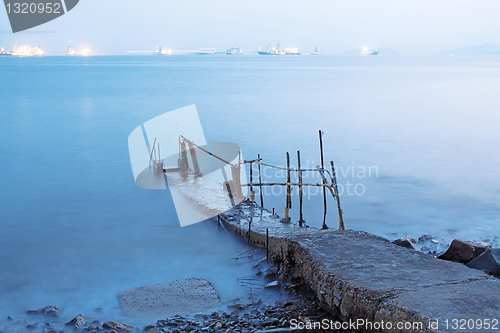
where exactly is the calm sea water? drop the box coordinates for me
[1,55,500,322]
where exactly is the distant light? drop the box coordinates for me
[450,53,453,56]
[362,47,369,52]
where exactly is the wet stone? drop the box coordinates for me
[466,248,500,276]
[438,239,491,263]
[26,305,62,318]
[392,236,418,250]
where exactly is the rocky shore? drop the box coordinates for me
[0,287,347,333]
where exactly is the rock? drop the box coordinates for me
[65,314,86,329]
[227,304,245,310]
[26,305,61,318]
[392,236,417,250]
[438,239,491,263]
[102,320,134,332]
[265,281,280,288]
[418,234,437,243]
[118,278,220,318]
[466,249,500,276]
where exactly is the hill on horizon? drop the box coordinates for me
[438,43,500,55]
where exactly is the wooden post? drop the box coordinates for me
[231,164,244,199]
[319,130,328,229]
[258,154,264,207]
[179,141,189,170]
[187,141,202,177]
[331,161,345,230]
[297,151,304,226]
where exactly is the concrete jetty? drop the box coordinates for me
[218,200,500,333]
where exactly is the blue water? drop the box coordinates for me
[1,55,500,323]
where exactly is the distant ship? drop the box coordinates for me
[66,46,89,56]
[258,43,285,55]
[12,45,44,56]
[67,46,77,56]
[0,47,12,56]
[284,47,300,55]
[311,47,319,55]
[4,40,44,57]
[153,45,172,55]
[362,48,378,56]
[197,48,216,55]
[226,47,242,55]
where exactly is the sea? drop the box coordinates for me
[1,54,500,324]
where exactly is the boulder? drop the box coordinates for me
[466,249,500,277]
[65,314,86,329]
[438,239,491,263]
[118,278,220,318]
[102,320,134,332]
[26,305,61,318]
[392,236,417,250]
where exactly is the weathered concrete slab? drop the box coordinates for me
[217,201,500,333]
[118,278,220,318]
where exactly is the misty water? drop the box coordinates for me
[1,55,500,324]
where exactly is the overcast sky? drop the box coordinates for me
[1,0,500,55]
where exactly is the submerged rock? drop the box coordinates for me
[438,239,491,263]
[118,278,220,318]
[65,314,86,329]
[466,249,500,277]
[26,305,61,318]
[392,236,418,250]
[102,320,134,332]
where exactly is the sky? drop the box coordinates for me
[1,0,500,55]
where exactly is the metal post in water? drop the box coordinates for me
[319,130,328,229]
[331,161,345,230]
[250,161,253,192]
[297,151,305,226]
[286,152,292,209]
[266,228,269,261]
[248,221,252,243]
[258,154,264,207]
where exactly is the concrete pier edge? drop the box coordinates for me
[219,200,500,333]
